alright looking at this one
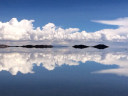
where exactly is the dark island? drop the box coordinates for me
[0,44,53,48]
[0,44,8,48]
[72,45,89,49]
[21,45,53,48]
[72,44,109,49]
[92,44,109,49]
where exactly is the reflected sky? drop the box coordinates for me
[0,47,128,96]
[0,47,128,76]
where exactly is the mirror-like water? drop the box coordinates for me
[0,47,128,96]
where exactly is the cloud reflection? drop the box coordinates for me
[0,48,128,76]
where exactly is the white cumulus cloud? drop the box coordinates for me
[1,17,128,44]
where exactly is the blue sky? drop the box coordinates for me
[0,0,128,32]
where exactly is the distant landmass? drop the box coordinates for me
[0,44,8,48]
[21,45,53,48]
[0,44,109,49]
[0,44,53,48]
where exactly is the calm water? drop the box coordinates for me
[0,47,128,96]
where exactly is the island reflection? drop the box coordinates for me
[0,47,128,76]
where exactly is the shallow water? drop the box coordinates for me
[0,47,128,96]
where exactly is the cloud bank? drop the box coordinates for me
[1,17,128,44]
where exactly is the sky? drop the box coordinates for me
[0,0,128,44]
[0,0,128,31]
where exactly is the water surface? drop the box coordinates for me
[0,47,128,96]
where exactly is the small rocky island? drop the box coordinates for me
[72,45,89,49]
[92,44,109,49]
